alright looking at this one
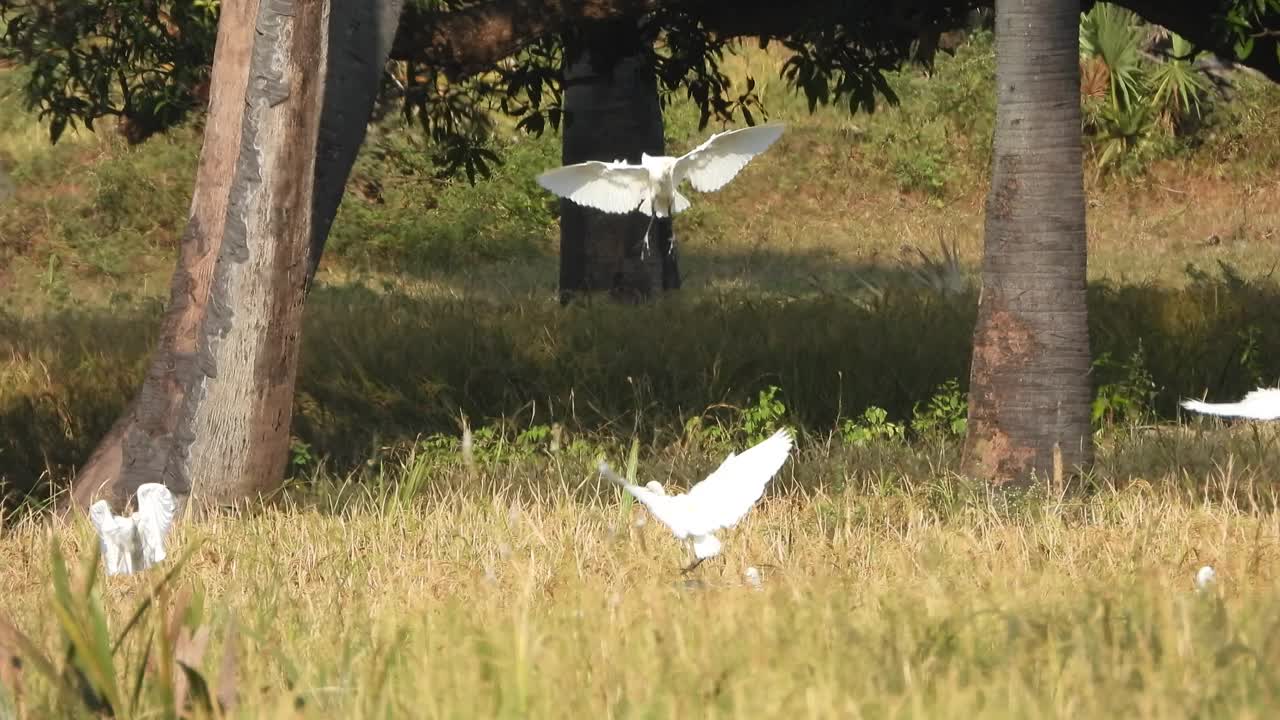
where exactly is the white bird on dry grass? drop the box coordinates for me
[536,123,786,254]
[1181,388,1280,420]
[1195,565,1217,592]
[599,428,793,574]
[88,483,178,576]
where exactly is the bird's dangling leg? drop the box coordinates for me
[640,211,656,260]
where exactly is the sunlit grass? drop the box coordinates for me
[3,430,1280,718]
[3,35,1279,312]
[1,30,1280,719]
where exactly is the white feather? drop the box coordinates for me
[674,124,787,193]
[536,161,652,215]
[88,483,178,576]
[600,428,793,562]
[135,482,178,565]
[89,501,138,576]
[537,124,785,220]
[1181,388,1280,420]
[1195,565,1216,592]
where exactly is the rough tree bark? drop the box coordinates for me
[68,0,404,513]
[962,0,1093,486]
[558,16,678,303]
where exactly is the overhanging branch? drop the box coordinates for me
[1104,0,1280,83]
[393,0,661,77]
[396,0,1280,84]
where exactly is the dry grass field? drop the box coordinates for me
[2,33,1280,718]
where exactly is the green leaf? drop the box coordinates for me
[618,436,641,518]
[49,115,66,144]
[1235,36,1256,59]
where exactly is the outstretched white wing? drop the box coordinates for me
[89,500,138,576]
[134,483,178,567]
[599,427,792,540]
[1181,388,1280,420]
[673,124,785,194]
[536,161,653,215]
[599,463,695,539]
[677,428,793,534]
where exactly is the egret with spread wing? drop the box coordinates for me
[88,483,178,576]
[1181,388,1280,420]
[599,428,793,573]
[537,123,785,254]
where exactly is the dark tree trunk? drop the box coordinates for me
[308,1,406,287]
[558,16,678,304]
[67,0,404,514]
[962,0,1093,486]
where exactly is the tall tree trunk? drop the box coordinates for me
[558,17,678,304]
[308,2,406,287]
[962,0,1093,485]
[67,0,403,514]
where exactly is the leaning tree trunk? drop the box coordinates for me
[962,0,1093,485]
[67,0,403,514]
[559,17,679,304]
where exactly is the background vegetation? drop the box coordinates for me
[3,29,1278,498]
[1,19,1279,717]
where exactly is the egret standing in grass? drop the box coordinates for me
[88,483,178,576]
[537,124,785,255]
[599,428,793,573]
[1181,388,1280,420]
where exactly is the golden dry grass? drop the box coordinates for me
[3,430,1280,718]
[2,31,1280,720]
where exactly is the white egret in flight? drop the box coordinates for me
[88,483,178,576]
[1181,388,1280,420]
[537,123,786,253]
[599,428,793,573]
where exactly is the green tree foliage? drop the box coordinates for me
[0,1,977,169]
[0,0,217,144]
[1,0,1274,175]
[1079,3,1226,172]
[1219,0,1280,61]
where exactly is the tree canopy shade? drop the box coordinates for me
[4,1,1275,164]
[394,0,1280,83]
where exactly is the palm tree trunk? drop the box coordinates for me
[558,16,678,304]
[68,0,401,514]
[963,0,1093,485]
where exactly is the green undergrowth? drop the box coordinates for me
[3,263,1279,503]
[3,34,1279,308]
